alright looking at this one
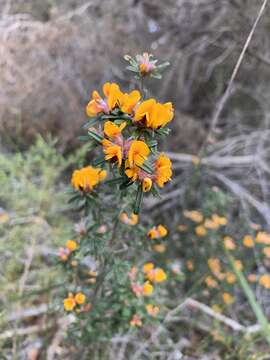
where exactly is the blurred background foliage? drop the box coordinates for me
[1,0,270,359]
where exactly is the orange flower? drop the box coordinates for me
[102,139,123,167]
[130,314,142,327]
[222,292,235,305]
[243,235,254,248]
[143,263,154,273]
[66,240,78,252]
[119,212,139,226]
[142,177,152,192]
[146,268,167,283]
[75,292,86,305]
[146,304,160,317]
[226,272,236,284]
[71,166,107,192]
[128,140,150,167]
[183,210,203,223]
[147,225,168,239]
[154,153,172,188]
[103,121,126,138]
[143,281,153,296]
[153,244,166,253]
[256,232,270,245]
[186,260,194,271]
[63,295,76,311]
[259,274,270,289]
[223,236,236,250]
[205,276,218,288]
[134,99,173,129]
[195,225,207,236]
[263,247,270,258]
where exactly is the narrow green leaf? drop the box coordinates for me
[133,184,143,214]
[88,130,104,143]
[228,254,270,346]
[138,162,153,174]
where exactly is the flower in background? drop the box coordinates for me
[147,224,168,239]
[75,292,86,305]
[256,232,270,245]
[63,294,76,311]
[226,272,236,284]
[186,260,194,271]
[146,304,160,317]
[146,268,167,283]
[222,292,235,305]
[71,166,107,192]
[205,276,218,288]
[143,281,154,296]
[183,210,203,223]
[66,240,78,252]
[259,274,270,289]
[195,225,207,237]
[130,314,142,327]
[263,247,270,258]
[120,212,139,226]
[153,244,166,253]
[223,236,236,250]
[243,235,254,248]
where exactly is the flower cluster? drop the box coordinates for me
[75,81,173,213]
[63,292,88,313]
[128,263,167,327]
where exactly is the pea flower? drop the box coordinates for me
[133,99,173,129]
[146,304,160,317]
[71,166,107,192]
[147,224,168,239]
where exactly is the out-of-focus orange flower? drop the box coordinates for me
[143,263,154,273]
[263,247,270,258]
[75,292,86,305]
[226,272,236,284]
[243,235,254,248]
[223,236,236,250]
[130,314,142,327]
[259,274,270,289]
[143,281,154,296]
[66,240,78,252]
[183,210,203,223]
[63,295,76,311]
[205,276,218,288]
[234,260,243,272]
[256,232,270,245]
[222,292,235,305]
[153,244,166,253]
[248,274,257,283]
[146,304,160,317]
[147,225,168,239]
[119,212,139,226]
[186,260,194,271]
[195,225,207,236]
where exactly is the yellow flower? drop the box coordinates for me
[186,260,194,271]
[147,225,168,239]
[195,225,207,236]
[66,240,78,252]
[263,247,270,258]
[208,258,225,280]
[102,139,123,167]
[223,236,236,250]
[75,292,86,305]
[143,263,154,274]
[183,210,203,223]
[146,268,167,282]
[103,121,126,138]
[222,292,234,305]
[256,232,270,245]
[146,304,159,317]
[157,225,168,237]
[205,276,218,288]
[259,274,270,289]
[128,140,150,167]
[119,212,139,226]
[204,219,219,230]
[243,235,254,248]
[71,166,107,192]
[153,244,166,253]
[234,260,243,271]
[63,296,76,311]
[212,214,227,226]
[143,281,153,296]
[142,177,152,192]
[154,153,172,188]
[130,314,142,327]
[226,272,236,284]
[86,83,120,116]
[134,99,174,129]
[121,90,141,114]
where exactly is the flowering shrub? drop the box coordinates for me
[58,53,172,341]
